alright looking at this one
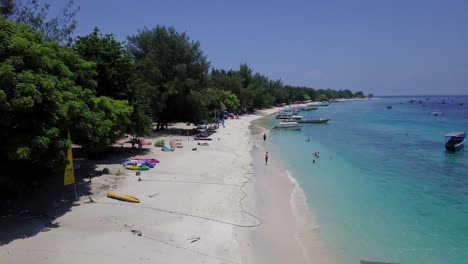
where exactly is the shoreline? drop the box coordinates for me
[0,107,335,264]
[247,115,336,264]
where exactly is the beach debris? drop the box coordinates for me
[161,146,171,152]
[187,236,200,243]
[103,168,110,174]
[138,177,142,182]
[192,148,197,151]
[88,196,95,203]
[131,229,142,237]
[170,140,183,148]
[45,221,60,228]
[136,171,141,176]
[154,139,165,147]
[197,142,209,146]
[148,193,158,198]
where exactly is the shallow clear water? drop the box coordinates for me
[267,96,468,264]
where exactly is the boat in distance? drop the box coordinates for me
[297,118,330,124]
[445,132,465,151]
[273,122,302,131]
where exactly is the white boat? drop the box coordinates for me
[301,104,319,111]
[276,113,293,119]
[289,115,303,121]
[273,122,302,131]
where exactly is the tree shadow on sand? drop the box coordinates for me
[0,146,151,246]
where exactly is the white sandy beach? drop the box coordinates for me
[0,108,335,264]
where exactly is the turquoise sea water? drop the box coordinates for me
[266,96,468,264]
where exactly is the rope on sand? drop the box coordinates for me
[94,172,262,228]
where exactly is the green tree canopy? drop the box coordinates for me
[222,90,240,112]
[0,18,132,194]
[75,27,151,136]
[127,25,211,127]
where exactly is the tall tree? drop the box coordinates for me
[75,28,152,137]
[127,25,211,128]
[75,28,135,99]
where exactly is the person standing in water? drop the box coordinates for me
[263,133,267,141]
[265,152,269,165]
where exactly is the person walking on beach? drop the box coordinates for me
[263,133,267,141]
[265,152,269,165]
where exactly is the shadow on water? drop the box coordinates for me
[0,146,151,246]
[444,147,465,161]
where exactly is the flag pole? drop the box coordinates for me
[73,181,78,201]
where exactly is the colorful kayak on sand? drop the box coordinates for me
[106,192,140,203]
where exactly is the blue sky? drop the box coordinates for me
[47,0,467,95]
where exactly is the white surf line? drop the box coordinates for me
[287,170,313,264]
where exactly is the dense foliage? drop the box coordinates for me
[74,28,151,136]
[127,26,212,129]
[0,6,367,195]
[0,18,131,194]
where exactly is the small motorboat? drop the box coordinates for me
[289,115,303,121]
[297,118,330,124]
[445,132,465,151]
[431,112,442,116]
[387,106,392,109]
[273,122,302,131]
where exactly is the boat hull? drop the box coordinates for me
[297,118,330,124]
[445,138,466,151]
[445,139,465,151]
[273,127,301,131]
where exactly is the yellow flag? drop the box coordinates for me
[64,131,75,185]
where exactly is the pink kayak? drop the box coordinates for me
[131,157,160,164]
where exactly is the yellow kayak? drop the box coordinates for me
[106,192,140,203]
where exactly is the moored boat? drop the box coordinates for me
[289,115,303,121]
[276,112,293,119]
[273,121,302,130]
[445,132,465,151]
[387,106,392,109]
[297,118,330,124]
[301,104,319,111]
